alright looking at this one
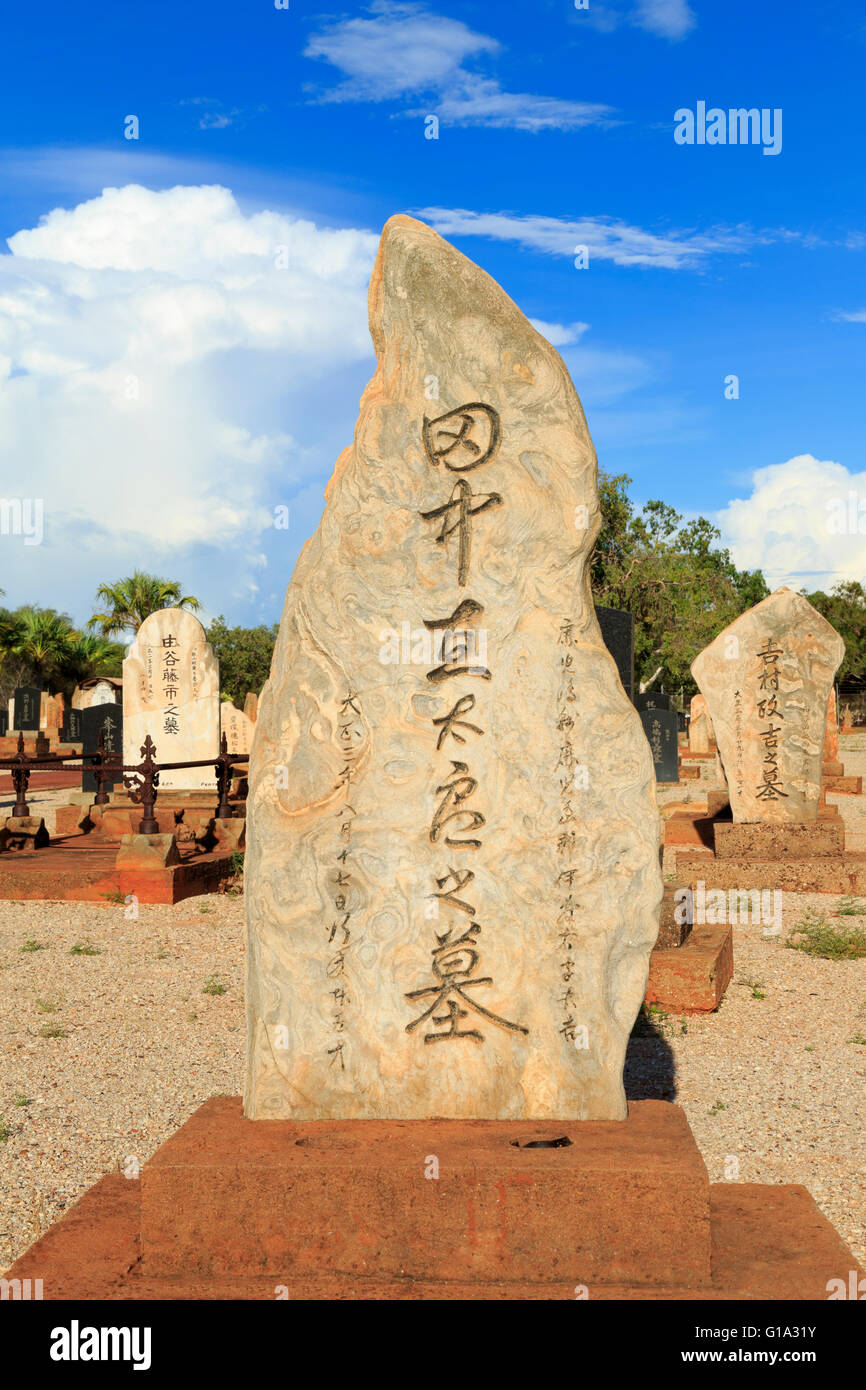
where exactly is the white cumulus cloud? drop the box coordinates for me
[715,455,866,589]
[0,183,378,622]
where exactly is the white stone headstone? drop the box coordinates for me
[244,216,662,1123]
[692,588,844,823]
[221,701,256,757]
[123,609,219,790]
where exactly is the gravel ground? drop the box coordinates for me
[1,746,864,1278]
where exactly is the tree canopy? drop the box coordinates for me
[207,616,278,707]
[89,570,201,638]
[592,471,769,697]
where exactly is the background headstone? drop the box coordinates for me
[245,215,661,1123]
[824,690,839,762]
[0,709,7,737]
[692,587,845,823]
[243,691,259,723]
[81,704,123,795]
[13,686,41,731]
[688,692,713,752]
[123,609,219,790]
[594,605,634,702]
[221,701,256,757]
[90,680,120,707]
[635,692,670,711]
[61,707,83,744]
[640,707,679,783]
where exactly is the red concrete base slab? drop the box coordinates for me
[825,775,863,794]
[5,1108,861,1301]
[680,750,716,761]
[54,802,245,843]
[140,1099,712,1289]
[678,766,701,781]
[0,837,236,902]
[675,850,866,893]
[646,925,733,1013]
[714,821,844,858]
[823,760,845,778]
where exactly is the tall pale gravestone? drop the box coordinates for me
[688,693,713,752]
[824,690,839,762]
[123,609,219,790]
[245,215,662,1123]
[243,691,259,723]
[220,701,256,756]
[691,588,844,823]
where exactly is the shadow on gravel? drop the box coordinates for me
[624,1006,677,1101]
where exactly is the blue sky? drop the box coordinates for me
[2,0,865,627]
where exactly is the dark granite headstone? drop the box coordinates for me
[640,707,679,784]
[81,704,123,795]
[0,709,7,737]
[676,710,686,732]
[61,707,84,744]
[635,692,670,711]
[594,605,634,703]
[13,686,41,731]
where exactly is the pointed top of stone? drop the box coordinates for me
[692,589,844,823]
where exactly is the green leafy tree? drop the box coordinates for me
[207,616,278,707]
[90,570,201,637]
[4,607,75,687]
[592,471,769,699]
[804,583,866,680]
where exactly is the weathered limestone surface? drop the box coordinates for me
[123,610,219,790]
[691,588,844,824]
[245,215,662,1122]
[688,694,714,753]
[824,690,839,763]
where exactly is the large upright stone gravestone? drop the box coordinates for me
[692,588,844,823]
[0,709,7,737]
[594,605,634,702]
[639,707,679,783]
[81,703,123,795]
[123,610,219,791]
[13,686,41,731]
[245,215,662,1123]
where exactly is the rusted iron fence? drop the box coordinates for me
[0,732,248,834]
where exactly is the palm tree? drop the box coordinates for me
[89,571,202,638]
[64,633,126,683]
[5,608,76,687]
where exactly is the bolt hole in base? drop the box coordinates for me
[509,1136,573,1149]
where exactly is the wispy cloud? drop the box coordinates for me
[180,97,249,130]
[413,207,771,270]
[583,0,696,41]
[304,1,615,132]
[831,308,866,322]
[633,0,696,40]
[529,319,590,347]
